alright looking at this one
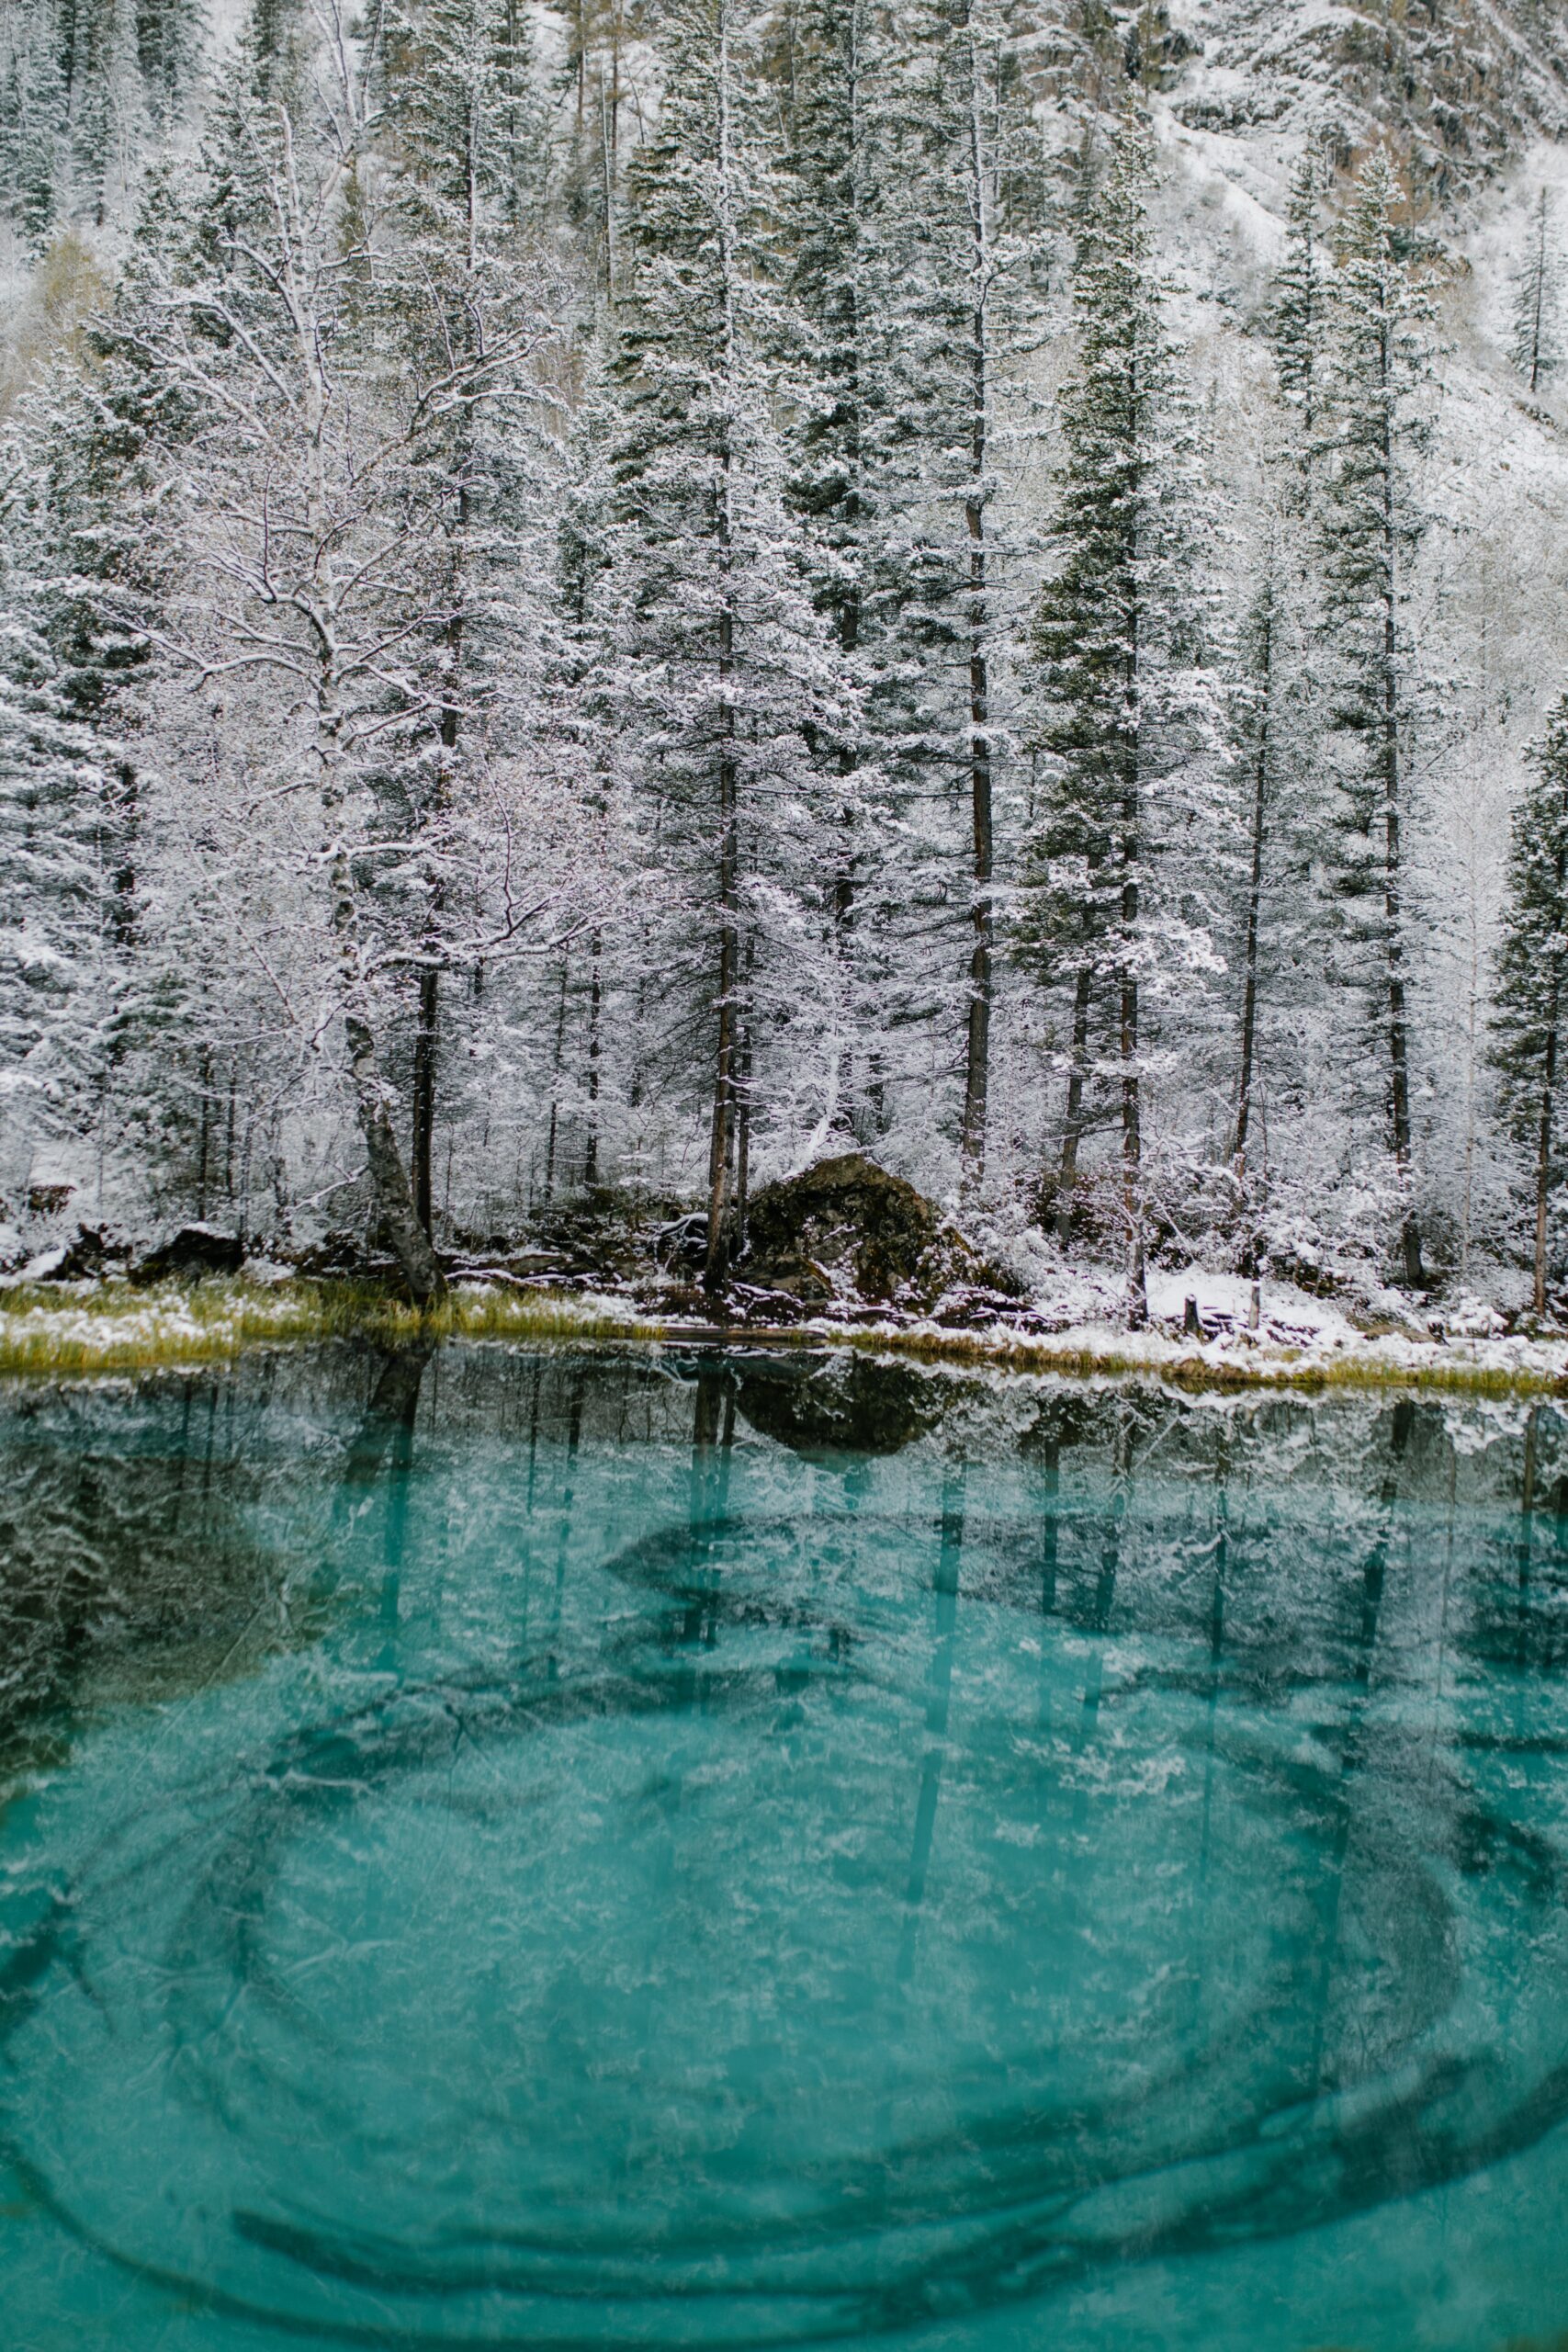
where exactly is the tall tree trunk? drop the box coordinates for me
[583,937,603,1187]
[705,74,740,1298]
[736,927,755,1255]
[705,616,739,1294]
[543,956,569,1204]
[1531,801,1568,1315]
[1533,1020,1558,1317]
[1234,601,1271,1172]
[1122,569,1145,1328]
[960,86,992,1177]
[412,964,438,1236]
[1378,413,1424,1289]
[1120,956,1145,1329]
[412,464,468,1238]
[1057,964,1092,1241]
[321,692,446,1306]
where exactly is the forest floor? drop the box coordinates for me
[1,1270,1566,1396]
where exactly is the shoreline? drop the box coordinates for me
[1,1275,1565,1399]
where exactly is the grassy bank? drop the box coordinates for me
[830,1320,1568,1401]
[0,1277,651,1379]
[2,1273,1565,1398]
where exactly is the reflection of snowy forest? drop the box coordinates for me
[7,0,1568,1320]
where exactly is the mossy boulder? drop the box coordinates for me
[734,1353,942,1459]
[739,1152,1020,1315]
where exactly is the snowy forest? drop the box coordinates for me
[7,0,1568,1328]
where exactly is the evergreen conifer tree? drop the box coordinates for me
[1317,147,1435,1290]
[1511,185,1559,396]
[1019,107,1221,1324]
[0,435,107,1191]
[1493,697,1568,1315]
[1269,149,1328,437]
[600,0,852,1283]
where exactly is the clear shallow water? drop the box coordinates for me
[4,1350,1568,2351]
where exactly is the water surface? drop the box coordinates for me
[3,1345,1568,2351]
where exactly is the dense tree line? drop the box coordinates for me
[3,0,1568,1313]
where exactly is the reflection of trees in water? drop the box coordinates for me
[7,1340,1568,1781]
[0,1350,440,1773]
[0,1380,290,1770]
[6,1345,1568,2340]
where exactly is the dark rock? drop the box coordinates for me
[133,1225,245,1284]
[22,1225,130,1282]
[740,1152,1021,1315]
[735,1353,943,1460]
[290,1229,367,1276]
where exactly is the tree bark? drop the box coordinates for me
[1382,592,1423,1289]
[583,938,603,1187]
[321,689,445,1305]
[1533,1030,1557,1317]
[1376,342,1425,1291]
[1057,964,1092,1240]
[704,639,739,1293]
[960,79,992,1177]
[348,1012,447,1305]
[412,964,438,1236]
[1234,602,1270,1172]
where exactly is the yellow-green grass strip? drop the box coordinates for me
[0,1277,1562,1398]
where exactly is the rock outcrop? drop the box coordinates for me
[738,1153,1021,1317]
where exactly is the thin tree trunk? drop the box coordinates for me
[1533,1023,1557,1317]
[197,1044,211,1218]
[543,956,570,1204]
[412,964,438,1235]
[583,937,603,1187]
[1057,964,1092,1240]
[1121,955,1145,1329]
[705,32,739,1297]
[736,929,755,1255]
[705,623,739,1292]
[1531,800,1568,1315]
[960,80,992,1176]
[1122,543,1145,1328]
[1374,345,1425,1291]
[1234,603,1271,1171]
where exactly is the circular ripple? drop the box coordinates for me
[4,1505,1568,2345]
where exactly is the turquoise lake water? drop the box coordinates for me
[4,1345,1568,2351]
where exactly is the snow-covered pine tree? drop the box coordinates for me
[0,4,67,249]
[1511,185,1560,397]
[0,425,108,1200]
[1224,534,1321,1262]
[375,0,565,1235]
[1316,146,1436,1291]
[1493,697,1568,1315]
[778,0,882,1145]
[1018,106,1222,1325]
[1269,148,1328,440]
[599,0,852,1284]
[863,0,1048,1182]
